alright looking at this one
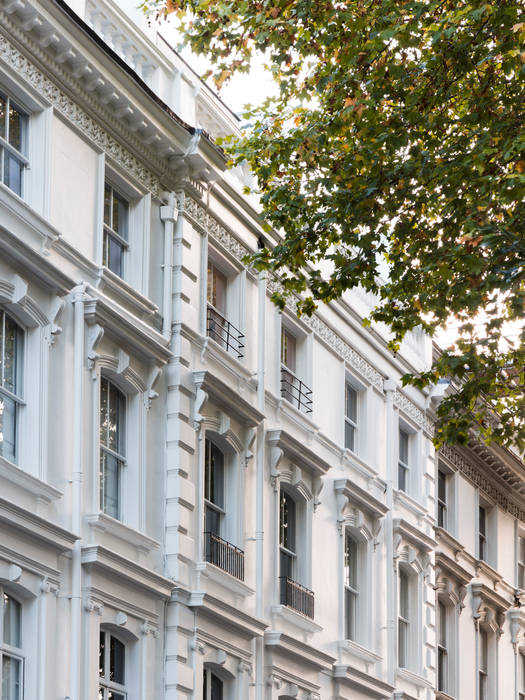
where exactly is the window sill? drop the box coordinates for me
[436,692,456,700]
[270,603,322,635]
[200,561,254,598]
[197,332,255,384]
[266,389,320,433]
[97,267,159,321]
[86,513,160,554]
[394,488,427,518]
[395,667,432,688]
[0,455,62,504]
[338,639,382,665]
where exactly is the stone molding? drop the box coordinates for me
[0,31,163,198]
[394,389,433,435]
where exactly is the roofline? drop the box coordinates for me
[51,0,226,159]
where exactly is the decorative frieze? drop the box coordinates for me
[0,32,162,198]
[441,443,525,523]
[395,390,434,435]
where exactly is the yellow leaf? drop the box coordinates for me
[515,160,525,173]
[344,97,355,108]
[512,22,525,32]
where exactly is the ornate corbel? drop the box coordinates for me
[44,296,65,347]
[270,445,283,492]
[193,384,208,430]
[144,365,161,410]
[84,596,104,616]
[244,427,256,468]
[39,576,60,597]
[86,323,104,379]
[335,487,349,535]
[313,474,324,512]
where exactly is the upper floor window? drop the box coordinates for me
[398,428,410,493]
[478,505,487,562]
[518,535,525,589]
[344,532,359,641]
[437,469,447,529]
[344,383,358,452]
[203,437,244,580]
[103,183,129,278]
[206,259,244,359]
[99,377,126,520]
[279,489,296,581]
[280,326,312,414]
[0,93,27,197]
[398,569,410,668]
[0,590,23,700]
[203,667,223,700]
[0,310,23,464]
[99,630,126,700]
[437,600,448,693]
[479,628,488,700]
[204,438,224,537]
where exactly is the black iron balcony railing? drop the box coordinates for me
[279,576,315,618]
[207,305,245,359]
[204,531,245,581]
[280,366,313,414]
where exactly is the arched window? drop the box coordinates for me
[99,629,126,700]
[0,590,23,700]
[203,667,223,700]
[0,310,23,464]
[99,377,126,520]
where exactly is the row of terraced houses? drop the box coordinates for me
[0,1,524,699]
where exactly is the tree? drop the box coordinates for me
[142,0,525,450]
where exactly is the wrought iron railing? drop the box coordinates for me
[204,531,245,581]
[280,366,313,414]
[279,576,315,618]
[207,305,245,359]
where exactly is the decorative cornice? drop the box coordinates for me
[394,390,433,435]
[441,444,525,523]
[0,31,163,197]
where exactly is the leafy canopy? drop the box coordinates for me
[142,0,525,450]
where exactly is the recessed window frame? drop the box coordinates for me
[344,383,358,453]
[0,91,29,198]
[478,504,488,562]
[479,627,488,700]
[0,589,24,700]
[398,427,410,494]
[344,531,359,641]
[437,599,448,693]
[398,568,410,669]
[103,181,130,279]
[99,376,127,521]
[0,309,24,465]
[437,469,448,529]
[279,487,297,582]
[204,437,225,537]
[518,533,525,589]
[203,667,224,700]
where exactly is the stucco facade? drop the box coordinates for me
[0,1,523,699]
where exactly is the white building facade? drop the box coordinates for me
[0,1,523,699]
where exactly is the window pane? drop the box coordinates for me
[0,95,6,139]
[1,655,21,700]
[205,504,221,536]
[107,383,124,454]
[110,635,125,685]
[479,506,486,535]
[0,393,16,463]
[112,191,128,238]
[438,601,447,647]
[207,262,226,313]
[344,421,355,451]
[210,672,223,700]
[4,154,22,197]
[100,378,109,447]
[398,619,408,668]
[345,384,357,421]
[3,594,21,647]
[345,587,356,640]
[7,103,24,152]
[2,314,19,395]
[399,571,409,618]
[438,471,446,503]
[398,463,407,492]
[99,630,106,678]
[100,451,120,519]
[480,628,488,670]
[520,536,525,564]
[344,535,358,588]
[280,548,294,579]
[281,329,296,372]
[108,694,125,700]
[279,490,295,552]
[108,235,123,277]
[104,184,112,226]
[399,429,408,463]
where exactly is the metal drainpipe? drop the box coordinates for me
[384,378,397,687]
[160,192,177,339]
[70,283,86,700]
[255,270,266,700]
